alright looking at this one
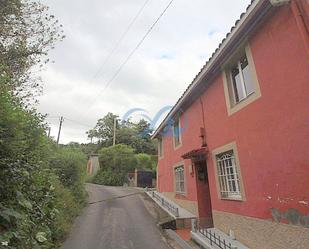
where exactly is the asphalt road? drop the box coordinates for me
[61,183,170,249]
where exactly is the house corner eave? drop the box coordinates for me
[152,0,281,139]
[269,0,291,7]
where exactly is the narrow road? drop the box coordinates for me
[61,183,170,249]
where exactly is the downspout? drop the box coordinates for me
[270,0,309,57]
[290,0,309,56]
[199,97,207,147]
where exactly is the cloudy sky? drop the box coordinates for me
[38,0,251,144]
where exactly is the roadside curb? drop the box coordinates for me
[165,229,194,249]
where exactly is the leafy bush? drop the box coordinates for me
[0,0,85,248]
[92,144,137,186]
[49,147,87,205]
[150,155,158,179]
[0,158,82,248]
[92,170,124,186]
[99,144,137,173]
[135,153,152,170]
[0,88,87,248]
[49,177,80,243]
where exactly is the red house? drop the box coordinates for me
[152,0,309,248]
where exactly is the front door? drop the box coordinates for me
[194,160,213,228]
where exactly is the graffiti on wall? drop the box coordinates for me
[271,208,309,228]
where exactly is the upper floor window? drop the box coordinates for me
[158,138,163,158]
[173,117,181,148]
[223,44,261,116]
[230,55,255,103]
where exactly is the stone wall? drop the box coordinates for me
[213,210,309,249]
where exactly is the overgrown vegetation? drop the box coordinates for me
[0,0,86,248]
[92,144,136,186]
[0,85,87,248]
[92,144,157,186]
[87,112,157,154]
[87,112,158,186]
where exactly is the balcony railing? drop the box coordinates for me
[151,191,179,217]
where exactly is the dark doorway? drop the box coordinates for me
[194,159,213,228]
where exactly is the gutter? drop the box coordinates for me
[269,0,290,6]
[152,0,288,139]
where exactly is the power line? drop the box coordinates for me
[91,0,151,80]
[89,0,175,107]
[64,117,94,128]
[45,115,94,128]
[45,116,60,120]
[43,115,93,144]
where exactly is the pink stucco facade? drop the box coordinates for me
[157,1,309,225]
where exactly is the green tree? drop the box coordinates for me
[135,153,152,170]
[88,113,118,147]
[0,0,65,101]
[86,129,98,144]
[130,119,157,154]
[0,1,87,248]
[92,144,137,186]
[116,123,135,146]
[88,113,157,154]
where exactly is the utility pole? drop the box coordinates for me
[113,117,117,146]
[57,116,64,145]
[47,127,51,138]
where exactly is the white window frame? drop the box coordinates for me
[212,142,246,201]
[222,44,261,116]
[174,165,185,194]
[229,55,254,103]
[173,117,182,149]
[216,151,241,199]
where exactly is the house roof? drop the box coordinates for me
[152,0,280,139]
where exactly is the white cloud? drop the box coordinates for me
[38,0,251,143]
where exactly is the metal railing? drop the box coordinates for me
[192,219,237,249]
[198,228,234,249]
[151,191,179,217]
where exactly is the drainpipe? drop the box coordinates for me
[290,0,309,56]
[269,0,309,57]
[270,0,309,56]
[199,97,207,147]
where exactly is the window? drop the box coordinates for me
[212,142,245,200]
[173,117,181,148]
[230,55,255,103]
[222,44,261,116]
[175,166,185,194]
[216,150,241,199]
[158,138,163,158]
